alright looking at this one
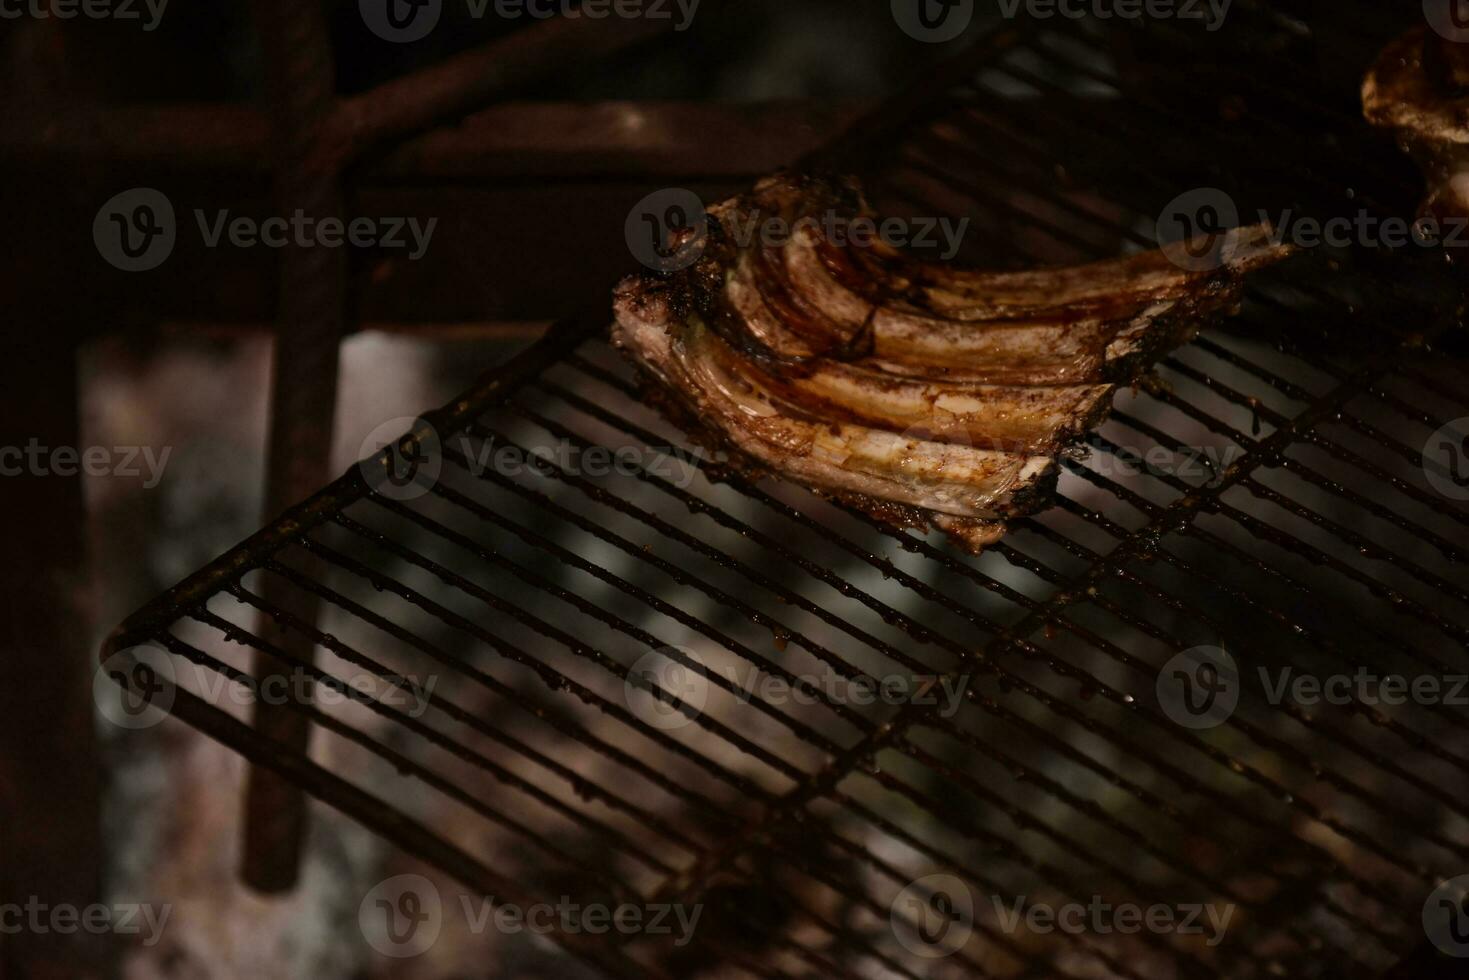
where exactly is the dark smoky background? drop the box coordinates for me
[12,5,1014,979]
[5,3,1466,980]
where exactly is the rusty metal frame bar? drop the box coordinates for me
[236,0,724,892]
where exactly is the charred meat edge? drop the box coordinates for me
[614,174,1292,552]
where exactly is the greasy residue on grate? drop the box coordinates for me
[107,13,1469,979]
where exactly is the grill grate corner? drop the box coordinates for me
[104,12,1469,979]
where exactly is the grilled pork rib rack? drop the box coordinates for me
[613,174,1291,552]
[1364,25,1469,241]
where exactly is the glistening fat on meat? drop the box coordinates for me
[613,174,1292,553]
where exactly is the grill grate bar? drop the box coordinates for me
[909,104,1450,480]
[929,94,1443,353]
[924,713,1407,957]
[409,477,883,736]
[1060,440,1469,814]
[325,513,817,784]
[823,794,1201,979]
[1133,382,1469,643]
[889,730,1374,962]
[1033,29,1415,211]
[513,380,1384,970]
[362,495,861,752]
[1161,342,1463,543]
[557,361,1429,940]
[1400,363,1466,406]
[373,423,1316,975]
[893,123,1462,556]
[99,19,1469,975]
[842,773,1234,978]
[843,789,1245,977]
[1151,360,1469,603]
[881,147,1469,647]
[1084,422,1468,689]
[564,354,1466,852]
[555,357,1439,916]
[297,534,780,799]
[456,420,947,679]
[469,415,992,690]
[1188,337,1469,547]
[259,557,742,830]
[540,357,1445,922]
[786,362,1434,889]
[340,490,1192,975]
[554,360,1469,835]
[1045,470,1469,740]
[757,848,1020,980]
[160,629,643,898]
[946,52,1443,334]
[362,481,1249,979]
[208,591,692,872]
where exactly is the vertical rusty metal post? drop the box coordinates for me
[230,2,694,895]
[0,318,107,979]
[240,0,346,893]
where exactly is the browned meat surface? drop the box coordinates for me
[1364,27,1469,222]
[613,174,1291,552]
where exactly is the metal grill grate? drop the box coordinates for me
[104,11,1469,979]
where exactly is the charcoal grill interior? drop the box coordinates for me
[102,7,1469,978]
